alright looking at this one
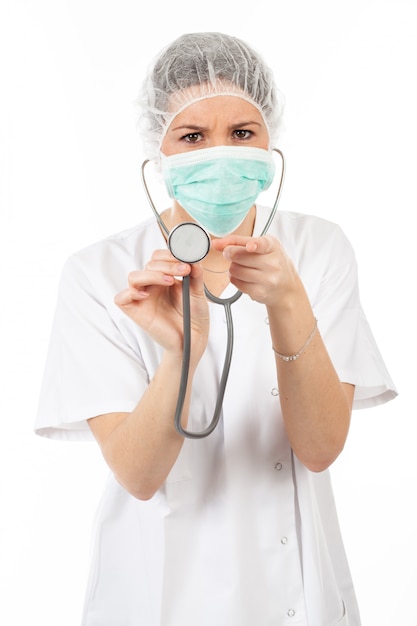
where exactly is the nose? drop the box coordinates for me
[206,132,234,148]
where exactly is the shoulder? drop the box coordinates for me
[271,210,355,266]
[275,209,348,240]
[52,218,163,306]
[68,218,159,265]
[259,208,358,296]
[61,218,161,283]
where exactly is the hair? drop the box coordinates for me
[138,32,284,161]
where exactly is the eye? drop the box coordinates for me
[182,132,203,143]
[233,129,253,140]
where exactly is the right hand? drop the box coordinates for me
[114,249,210,360]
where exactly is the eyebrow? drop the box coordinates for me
[230,120,262,130]
[170,120,262,133]
[170,124,208,133]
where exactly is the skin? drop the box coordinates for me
[88,95,354,500]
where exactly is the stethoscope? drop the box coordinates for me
[140,148,285,439]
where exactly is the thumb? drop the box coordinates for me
[189,263,206,293]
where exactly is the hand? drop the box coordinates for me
[114,249,210,359]
[211,234,301,309]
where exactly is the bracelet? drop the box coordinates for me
[272,318,318,362]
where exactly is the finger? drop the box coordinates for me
[149,248,179,262]
[244,235,276,255]
[114,287,150,307]
[186,263,206,298]
[212,235,277,259]
[212,237,256,265]
[211,235,252,252]
[189,262,204,280]
[145,259,191,276]
[143,248,192,276]
[127,264,189,292]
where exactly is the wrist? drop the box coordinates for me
[272,318,318,362]
[267,287,316,357]
[162,345,204,376]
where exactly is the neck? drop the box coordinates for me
[161,202,256,239]
[159,203,256,292]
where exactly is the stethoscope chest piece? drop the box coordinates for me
[140,149,286,438]
[168,222,211,263]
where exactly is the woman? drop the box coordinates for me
[36,32,397,625]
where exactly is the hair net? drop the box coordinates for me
[138,32,284,162]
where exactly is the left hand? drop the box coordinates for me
[211,234,300,308]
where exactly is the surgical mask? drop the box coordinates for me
[160,146,275,237]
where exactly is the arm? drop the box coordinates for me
[88,352,190,500]
[212,234,353,472]
[88,251,209,500]
[267,276,353,472]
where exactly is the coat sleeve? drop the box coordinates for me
[308,222,397,410]
[34,250,149,441]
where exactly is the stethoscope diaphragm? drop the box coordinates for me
[168,222,211,263]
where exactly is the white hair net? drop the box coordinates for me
[138,32,284,162]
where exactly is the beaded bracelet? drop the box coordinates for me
[272,318,318,362]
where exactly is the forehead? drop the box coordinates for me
[167,94,266,127]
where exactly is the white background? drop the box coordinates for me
[1,0,416,624]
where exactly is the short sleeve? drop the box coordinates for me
[35,252,149,441]
[310,224,397,410]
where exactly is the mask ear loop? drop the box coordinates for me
[140,149,285,438]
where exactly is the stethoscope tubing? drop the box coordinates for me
[174,276,235,438]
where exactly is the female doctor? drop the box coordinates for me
[35,32,397,626]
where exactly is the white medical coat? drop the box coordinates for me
[35,207,397,626]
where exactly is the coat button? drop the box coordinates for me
[281,536,288,545]
[271,387,279,396]
[287,609,296,617]
[274,462,282,471]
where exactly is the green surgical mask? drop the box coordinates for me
[161,146,275,237]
